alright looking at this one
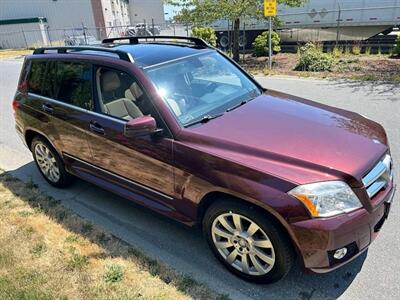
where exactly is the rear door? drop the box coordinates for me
[32,60,94,162]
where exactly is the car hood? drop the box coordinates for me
[182,90,388,187]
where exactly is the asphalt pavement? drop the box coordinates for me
[0,58,399,300]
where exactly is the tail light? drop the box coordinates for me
[12,99,20,111]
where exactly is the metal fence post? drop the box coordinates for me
[21,27,28,48]
[268,17,272,69]
[46,25,53,46]
[82,23,88,45]
[242,21,246,61]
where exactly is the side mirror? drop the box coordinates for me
[124,116,160,137]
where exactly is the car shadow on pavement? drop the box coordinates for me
[4,162,368,300]
[326,79,400,101]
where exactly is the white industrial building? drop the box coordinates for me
[0,0,165,48]
[129,0,165,25]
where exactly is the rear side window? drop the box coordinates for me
[27,61,47,95]
[43,61,94,110]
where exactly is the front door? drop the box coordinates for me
[86,65,175,202]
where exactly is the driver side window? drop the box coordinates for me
[96,67,148,121]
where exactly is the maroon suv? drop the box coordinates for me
[13,36,395,283]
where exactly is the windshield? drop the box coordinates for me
[145,51,262,127]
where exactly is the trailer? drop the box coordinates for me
[212,0,400,50]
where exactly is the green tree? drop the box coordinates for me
[166,0,307,62]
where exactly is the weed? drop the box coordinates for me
[104,264,124,283]
[177,274,197,292]
[96,232,111,244]
[17,210,34,217]
[351,45,361,55]
[65,234,80,243]
[26,177,38,190]
[81,222,93,234]
[30,242,47,257]
[66,252,89,271]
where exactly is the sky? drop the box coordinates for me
[164,4,181,20]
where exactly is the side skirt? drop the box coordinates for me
[63,153,195,226]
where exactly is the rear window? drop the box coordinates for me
[43,61,94,110]
[27,61,47,95]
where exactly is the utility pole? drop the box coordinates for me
[336,2,342,47]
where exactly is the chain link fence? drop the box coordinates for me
[0,21,193,49]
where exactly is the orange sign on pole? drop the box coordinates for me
[264,0,277,17]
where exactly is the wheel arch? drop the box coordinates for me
[25,129,60,156]
[197,190,302,260]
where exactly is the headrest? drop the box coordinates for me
[101,71,120,92]
[125,82,143,100]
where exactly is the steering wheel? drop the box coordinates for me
[203,82,218,93]
[172,93,203,112]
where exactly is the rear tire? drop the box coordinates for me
[31,136,72,188]
[203,199,295,284]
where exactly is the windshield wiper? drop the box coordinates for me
[226,92,259,112]
[184,113,224,127]
[226,100,249,112]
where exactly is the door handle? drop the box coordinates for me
[89,121,105,135]
[42,103,54,114]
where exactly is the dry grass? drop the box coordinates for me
[0,49,33,59]
[0,171,227,300]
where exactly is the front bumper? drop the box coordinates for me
[290,182,395,273]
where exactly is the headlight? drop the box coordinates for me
[288,181,362,218]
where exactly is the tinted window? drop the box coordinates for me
[27,61,47,95]
[43,61,93,110]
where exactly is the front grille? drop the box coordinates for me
[362,154,393,199]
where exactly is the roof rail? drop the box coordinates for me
[33,46,133,62]
[102,36,210,48]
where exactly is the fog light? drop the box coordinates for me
[333,247,347,260]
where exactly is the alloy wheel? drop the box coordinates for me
[34,142,60,183]
[211,212,276,276]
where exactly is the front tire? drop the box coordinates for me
[31,136,72,188]
[203,200,295,284]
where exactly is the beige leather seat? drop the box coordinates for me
[125,82,143,101]
[100,71,143,120]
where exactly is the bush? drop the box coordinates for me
[332,46,342,58]
[191,27,217,47]
[295,43,335,72]
[394,35,400,56]
[252,31,281,57]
